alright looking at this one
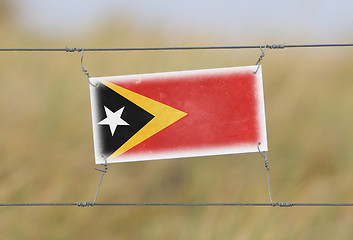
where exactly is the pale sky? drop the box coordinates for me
[11,0,353,42]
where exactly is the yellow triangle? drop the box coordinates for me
[101,80,188,161]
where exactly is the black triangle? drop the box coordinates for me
[95,84,154,157]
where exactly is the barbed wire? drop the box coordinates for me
[0,43,352,52]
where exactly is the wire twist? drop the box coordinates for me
[266,43,286,49]
[80,49,99,87]
[65,47,82,52]
[253,43,285,74]
[66,47,98,87]
[76,202,93,207]
[275,202,293,207]
[253,46,267,74]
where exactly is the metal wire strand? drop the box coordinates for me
[80,49,99,87]
[257,142,274,206]
[92,157,109,206]
[1,202,353,207]
[1,43,353,52]
[253,46,267,74]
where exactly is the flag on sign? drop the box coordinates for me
[89,66,267,164]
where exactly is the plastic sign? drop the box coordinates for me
[89,66,267,164]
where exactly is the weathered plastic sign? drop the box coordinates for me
[90,66,267,164]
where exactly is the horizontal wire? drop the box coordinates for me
[0,43,353,52]
[1,202,353,207]
[0,203,78,206]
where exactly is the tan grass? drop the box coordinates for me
[1,15,353,240]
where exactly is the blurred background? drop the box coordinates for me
[1,0,353,239]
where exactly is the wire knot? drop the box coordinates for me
[65,47,82,52]
[253,46,267,74]
[264,159,269,169]
[76,202,93,207]
[257,142,270,171]
[65,47,96,86]
[253,43,286,74]
[95,157,108,173]
[267,43,286,49]
[274,202,294,207]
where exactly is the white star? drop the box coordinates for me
[98,106,129,135]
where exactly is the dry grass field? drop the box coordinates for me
[1,6,353,239]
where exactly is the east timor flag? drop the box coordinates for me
[90,66,267,164]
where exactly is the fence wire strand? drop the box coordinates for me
[0,202,353,207]
[0,43,353,52]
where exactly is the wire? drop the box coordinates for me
[0,43,353,52]
[0,203,77,206]
[92,158,108,205]
[0,202,353,207]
